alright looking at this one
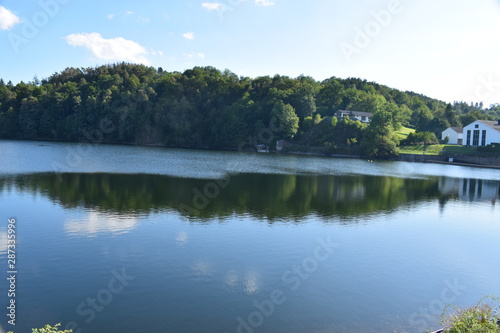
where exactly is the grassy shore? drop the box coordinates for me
[399,144,499,156]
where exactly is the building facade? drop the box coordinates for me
[463,120,500,146]
[441,127,463,145]
[335,110,373,123]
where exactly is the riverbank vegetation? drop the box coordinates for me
[1,63,498,157]
[8,323,72,333]
[439,297,500,333]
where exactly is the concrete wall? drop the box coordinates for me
[398,153,500,166]
[398,154,447,163]
[449,154,500,166]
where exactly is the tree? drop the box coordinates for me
[362,132,399,157]
[460,110,484,127]
[444,103,461,127]
[361,109,399,157]
[272,100,299,139]
[331,116,338,127]
[401,132,439,145]
[0,62,495,153]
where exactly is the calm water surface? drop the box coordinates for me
[0,140,499,333]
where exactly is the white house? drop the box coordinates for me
[463,120,500,146]
[441,127,463,145]
[335,110,373,123]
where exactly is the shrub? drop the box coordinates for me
[441,297,500,333]
[9,323,73,333]
[401,131,439,145]
[477,143,500,153]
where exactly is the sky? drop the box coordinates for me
[0,0,499,107]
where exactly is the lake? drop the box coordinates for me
[1,139,500,333]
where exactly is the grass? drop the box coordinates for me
[398,144,500,156]
[440,297,500,333]
[399,144,448,155]
[395,126,416,140]
[441,145,480,154]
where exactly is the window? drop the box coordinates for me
[466,130,471,145]
[475,124,479,128]
[482,130,487,146]
[472,130,480,146]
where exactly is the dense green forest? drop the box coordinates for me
[0,63,499,156]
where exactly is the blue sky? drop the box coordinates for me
[1,0,499,106]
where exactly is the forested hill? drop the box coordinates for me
[0,63,499,156]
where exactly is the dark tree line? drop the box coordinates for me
[0,63,497,156]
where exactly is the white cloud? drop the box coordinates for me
[107,13,115,20]
[183,32,195,40]
[125,10,134,15]
[202,3,223,11]
[66,32,150,65]
[150,49,164,56]
[255,0,275,6]
[137,17,151,23]
[0,6,20,30]
[184,52,205,59]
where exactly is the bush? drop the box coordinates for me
[441,297,500,333]
[8,323,73,333]
[477,143,500,153]
[401,131,439,145]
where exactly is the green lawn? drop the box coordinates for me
[398,144,495,156]
[399,144,448,155]
[394,126,415,140]
[441,145,479,154]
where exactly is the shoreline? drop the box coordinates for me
[2,137,500,170]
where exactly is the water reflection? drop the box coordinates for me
[64,210,141,237]
[0,230,7,255]
[0,173,498,222]
[175,231,189,245]
[439,177,500,202]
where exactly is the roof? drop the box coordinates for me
[351,111,373,117]
[477,120,500,132]
[450,127,463,134]
[336,110,373,117]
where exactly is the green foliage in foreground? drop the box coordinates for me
[8,323,72,333]
[441,297,500,333]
